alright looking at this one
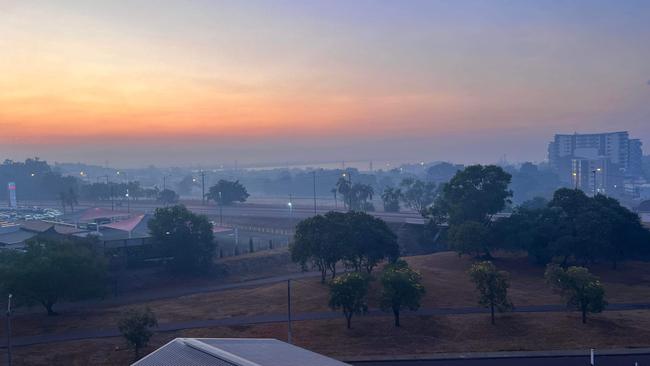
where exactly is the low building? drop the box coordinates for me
[133,338,350,366]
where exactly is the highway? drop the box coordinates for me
[7,199,424,224]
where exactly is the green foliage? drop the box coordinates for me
[431,165,512,225]
[291,213,346,282]
[157,188,179,204]
[118,307,158,360]
[291,211,398,280]
[426,162,463,184]
[59,188,79,213]
[545,264,607,323]
[448,221,491,258]
[380,260,425,327]
[335,177,375,211]
[399,178,437,213]
[328,272,369,329]
[205,179,249,205]
[148,205,215,274]
[468,261,513,324]
[502,189,650,267]
[343,211,400,273]
[381,187,401,212]
[0,238,107,315]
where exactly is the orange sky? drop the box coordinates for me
[1,1,649,165]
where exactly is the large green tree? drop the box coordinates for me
[291,213,346,283]
[328,272,369,329]
[148,205,215,274]
[380,260,425,327]
[468,261,513,324]
[343,211,400,273]
[431,165,512,225]
[448,221,492,258]
[0,238,107,315]
[205,179,249,205]
[545,264,606,324]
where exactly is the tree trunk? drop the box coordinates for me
[321,268,326,283]
[490,304,495,325]
[582,308,587,324]
[345,313,352,329]
[393,307,400,327]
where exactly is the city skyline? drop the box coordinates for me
[1,0,650,167]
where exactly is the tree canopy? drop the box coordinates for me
[118,307,158,360]
[205,179,249,205]
[545,264,606,323]
[157,188,179,205]
[380,260,425,327]
[381,187,401,213]
[0,238,107,315]
[328,272,369,329]
[468,261,513,324]
[290,211,399,278]
[431,165,512,225]
[148,205,215,274]
[501,189,650,267]
[399,178,437,213]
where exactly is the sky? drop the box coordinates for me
[1,0,649,167]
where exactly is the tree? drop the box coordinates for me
[157,188,179,205]
[468,261,513,324]
[0,238,106,315]
[59,188,79,213]
[148,205,215,274]
[426,162,463,184]
[335,177,374,211]
[399,178,437,213]
[380,260,425,327]
[118,307,158,360]
[291,213,346,282]
[205,179,249,205]
[431,165,512,225]
[545,264,607,323]
[328,272,369,329]
[176,174,197,196]
[343,211,400,273]
[448,221,492,258]
[381,187,401,212]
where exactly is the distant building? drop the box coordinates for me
[132,338,351,366]
[548,131,644,196]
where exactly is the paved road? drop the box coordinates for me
[350,354,650,365]
[9,200,423,224]
[6,301,650,348]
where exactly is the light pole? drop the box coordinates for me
[287,196,293,228]
[287,279,292,344]
[342,172,352,210]
[218,191,223,225]
[200,170,206,206]
[312,171,317,214]
[592,168,601,195]
[572,172,578,190]
[6,293,12,366]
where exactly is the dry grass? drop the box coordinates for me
[13,310,650,366]
[6,251,650,347]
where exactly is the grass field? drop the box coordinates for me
[7,251,650,365]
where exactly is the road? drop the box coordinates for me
[350,353,650,365]
[8,199,424,224]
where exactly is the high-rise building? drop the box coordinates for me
[548,131,643,196]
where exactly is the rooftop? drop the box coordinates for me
[132,338,350,366]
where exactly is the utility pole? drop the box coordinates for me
[218,191,223,225]
[287,279,292,344]
[312,171,317,214]
[200,170,206,206]
[6,294,12,366]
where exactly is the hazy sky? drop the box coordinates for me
[1,0,649,167]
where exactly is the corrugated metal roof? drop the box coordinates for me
[132,338,351,366]
[0,230,37,245]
